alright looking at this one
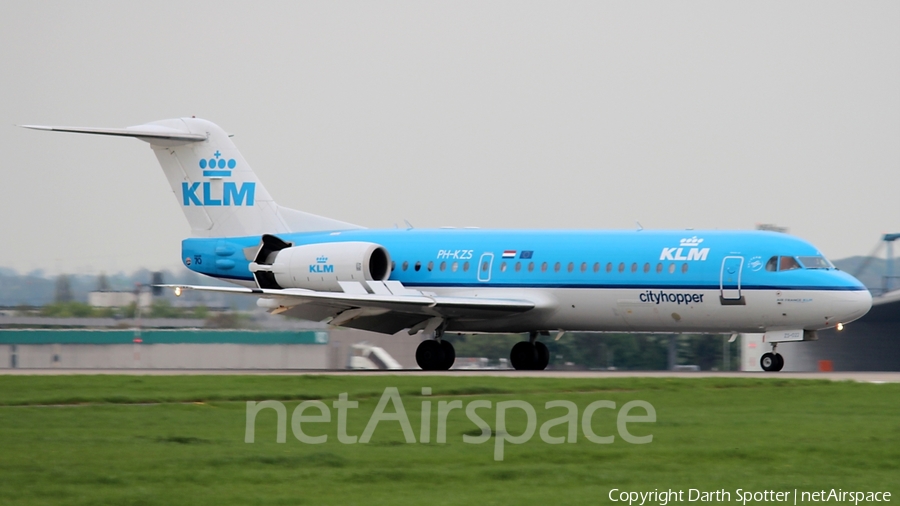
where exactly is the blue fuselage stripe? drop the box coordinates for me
[181,229,869,292]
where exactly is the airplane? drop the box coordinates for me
[23,118,873,372]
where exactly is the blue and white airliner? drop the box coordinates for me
[23,118,872,371]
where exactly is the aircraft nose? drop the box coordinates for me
[833,289,872,325]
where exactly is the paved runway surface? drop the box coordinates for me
[1,369,899,382]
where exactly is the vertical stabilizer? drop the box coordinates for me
[22,118,361,237]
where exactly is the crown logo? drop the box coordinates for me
[316,256,328,264]
[679,236,703,247]
[199,151,236,176]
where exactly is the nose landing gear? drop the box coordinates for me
[760,344,784,372]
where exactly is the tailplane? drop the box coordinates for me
[22,118,361,237]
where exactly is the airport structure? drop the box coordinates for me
[0,320,422,370]
[0,329,329,369]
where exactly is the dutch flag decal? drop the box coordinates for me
[502,250,516,258]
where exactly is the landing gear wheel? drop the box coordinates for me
[439,340,456,370]
[774,353,784,372]
[534,341,550,371]
[760,352,777,372]
[416,340,446,371]
[510,341,537,370]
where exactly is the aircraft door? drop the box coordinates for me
[477,253,494,282]
[720,256,746,305]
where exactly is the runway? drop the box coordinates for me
[1,369,899,382]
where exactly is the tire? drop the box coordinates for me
[534,341,550,370]
[774,353,784,372]
[416,340,445,371]
[439,340,456,370]
[510,341,536,370]
[760,352,776,372]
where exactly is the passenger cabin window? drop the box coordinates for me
[618,263,625,273]
[593,262,600,273]
[414,261,421,272]
[440,261,446,272]
[402,261,409,271]
[452,261,458,272]
[541,262,548,272]
[427,261,433,272]
[643,263,650,273]
[528,262,535,272]
[567,262,574,273]
[500,262,507,272]
[681,263,689,273]
[656,263,663,273]
[463,261,470,272]
[515,262,522,272]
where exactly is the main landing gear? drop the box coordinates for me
[760,343,784,372]
[415,329,552,371]
[416,324,455,371]
[509,331,550,371]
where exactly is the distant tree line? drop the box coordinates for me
[32,299,210,320]
[445,332,739,371]
[0,267,256,310]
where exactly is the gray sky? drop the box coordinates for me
[2,1,898,275]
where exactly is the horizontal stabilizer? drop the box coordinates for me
[19,124,207,143]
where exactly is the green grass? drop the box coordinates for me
[0,376,898,505]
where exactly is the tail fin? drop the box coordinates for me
[22,118,361,237]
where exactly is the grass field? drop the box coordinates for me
[0,375,897,506]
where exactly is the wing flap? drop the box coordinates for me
[341,313,432,334]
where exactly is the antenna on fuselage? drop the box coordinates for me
[404,220,414,230]
[635,221,643,231]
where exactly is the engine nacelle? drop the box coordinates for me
[251,241,391,292]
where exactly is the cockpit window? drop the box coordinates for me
[778,256,801,271]
[798,256,832,269]
[767,255,824,272]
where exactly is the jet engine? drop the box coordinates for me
[250,237,391,292]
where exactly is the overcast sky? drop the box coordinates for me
[1,1,898,275]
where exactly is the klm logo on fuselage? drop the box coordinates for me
[310,256,334,273]
[660,236,710,262]
[182,151,255,206]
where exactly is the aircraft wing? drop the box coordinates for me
[159,281,534,334]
